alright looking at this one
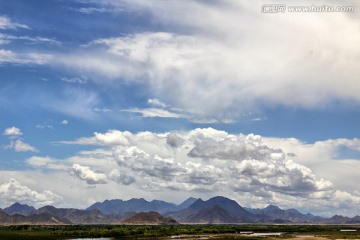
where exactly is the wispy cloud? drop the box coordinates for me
[0,16,29,29]
[42,88,101,121]
[36,123,53,129]
[0,49,52,64]
[122,107,185,118]
[6,140,39,152]
[61,77,87,84]
[0,33,61,46]
[147,98,167,108]
[52,0,360,122]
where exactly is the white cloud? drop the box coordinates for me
[3,126,22,136]
[72,164,108,185]
[63,128,337,199]
[61,77,87,84]
[0,178,62,208]
[3,127,38,152]
[122,107,185,118]
[60,119,69,125]
[54,0,360,122]
[27,156,68,170]
[94,107,113,112]
[0,33,61,46]
[36,123,53,129]
[60,129,131,146]
[0,49,52,65]
[108,169,136,185]
[0,16,29,29]
[123,99,228,123]
[6,139,39,152]
[147,98,167,108]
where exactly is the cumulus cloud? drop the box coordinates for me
[108,169,136,185]
[3,126,22,136]
[0,178,62,207]
[3,127,38,152]
[60,119,69,125]
[72,164,108,185]
[64,128,335,198]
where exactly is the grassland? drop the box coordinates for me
[1,224,360,240]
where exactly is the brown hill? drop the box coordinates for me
[122,211,178,225]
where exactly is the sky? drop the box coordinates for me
[1,0,360,217]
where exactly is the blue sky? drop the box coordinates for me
[1,0,360,216]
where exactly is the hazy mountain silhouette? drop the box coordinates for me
[3,202,36,216]
[87,198,180,214]
[1,196,359,224]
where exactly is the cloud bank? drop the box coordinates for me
[0,178,62,207]
[39,128,359,215]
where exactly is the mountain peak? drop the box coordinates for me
[264,204,281,211]
[4,202,36,216]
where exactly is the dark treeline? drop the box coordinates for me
[1,224,360,240]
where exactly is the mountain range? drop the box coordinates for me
[1,196,360,225]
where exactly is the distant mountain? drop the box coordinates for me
[347,215,360,224]
[0,210,70,224]
[164,204,198,222]
[122,212,178,225]
[178,197,198,209]
[246,205,323,223]
[168,196,257,223]
[87,198,180,215]
[37,205,130,224]
[205,196,256,221]
[185,204,239,224]
[3,202,36,216]
[325,215,351,224]
[2,196,360,225]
